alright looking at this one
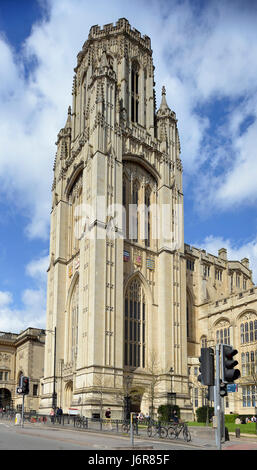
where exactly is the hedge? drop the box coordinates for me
[158,404,180,422]
[196,406,214,423]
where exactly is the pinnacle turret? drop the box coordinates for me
[157,86,176,121]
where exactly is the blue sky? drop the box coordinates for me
[0,0,257,332]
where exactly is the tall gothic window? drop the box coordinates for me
[240,319,257,344]
[131,63,139,123]
[145,187,151,247]
[131,182,139,242]
[68,172,83,257]
[216,327,230,345]
[122,177,128,239]
[124,278,146,368]
[70,279,79,363]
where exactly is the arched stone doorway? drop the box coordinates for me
[0,388,12,409]
[64,381,73,412]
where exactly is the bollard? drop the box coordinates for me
[15,413,21,426]
[225,426,230,441]
[235,427,240,438]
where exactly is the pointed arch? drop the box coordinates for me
[65,272,80,364]
[64,381,73,411]
[213,318,231,345]
[64,164,84,198]
[124,271,153,306]
[124,273,151,369]
[186,288,195,342]
[131,59,139,123]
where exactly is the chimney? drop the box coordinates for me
[241,257,249,269]
[218,248,227,261]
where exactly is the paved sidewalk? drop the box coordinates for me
[2,418,257,450]
[189,426,257,450]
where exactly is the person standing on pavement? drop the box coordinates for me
[56,407,63,424]
[50,408,55,423]
[105,408,112,430]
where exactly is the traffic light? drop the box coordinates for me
[21,376,30,395]
[221,345,240,383]
[198,347,215,386]
[220,380,228,397]
[206,385,215,401]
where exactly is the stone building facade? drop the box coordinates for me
[0,328,45,411]
[40,19,257,419]
[185,245,257,417]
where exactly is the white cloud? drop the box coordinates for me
[26,254,49,284]
[0,254,48,332]
[0,0,257,238]
[0,0,257,331]
[0,291,13,308]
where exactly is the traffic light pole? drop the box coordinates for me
[214,344,221,450]
[21,394,25,428]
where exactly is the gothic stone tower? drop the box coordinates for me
[40,18,192,419]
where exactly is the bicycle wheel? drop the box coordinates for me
[167,427,176,439]
[183,427,191,442]
[147,426,153,437]
[160,427,167,438]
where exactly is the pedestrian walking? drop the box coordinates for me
[105,408,112,430]
[50,408,55,423]
[56,406,63,424]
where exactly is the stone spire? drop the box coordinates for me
[157,86,176,120]
[157,86,176,121]
[65,105,72,129]
[160,86,169,111]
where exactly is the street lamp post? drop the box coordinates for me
[168,367,176,418]
[124,375,131,421]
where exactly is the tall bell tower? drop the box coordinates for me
[40,18,191,420]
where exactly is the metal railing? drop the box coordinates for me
[0,411,191,442]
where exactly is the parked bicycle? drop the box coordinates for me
[147,422,167,438]
[75,415,87,428]
[122,421,137,433]
[167,422,191,442]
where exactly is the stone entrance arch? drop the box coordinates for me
[0,388,11,409]
[64,381,73,411]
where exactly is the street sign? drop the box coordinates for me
[227,384,238,393]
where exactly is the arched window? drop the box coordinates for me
[186,290,195,341]
[201,336,207,348]
[122,176,128,239]
[124,278,146,368]
[216,326,230,345]
[145,187,151,247]
[123,163,157,246]
[131,181,139,242]
[70,279,79,364]
[240,319,257,344]
[68,172,83,257]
